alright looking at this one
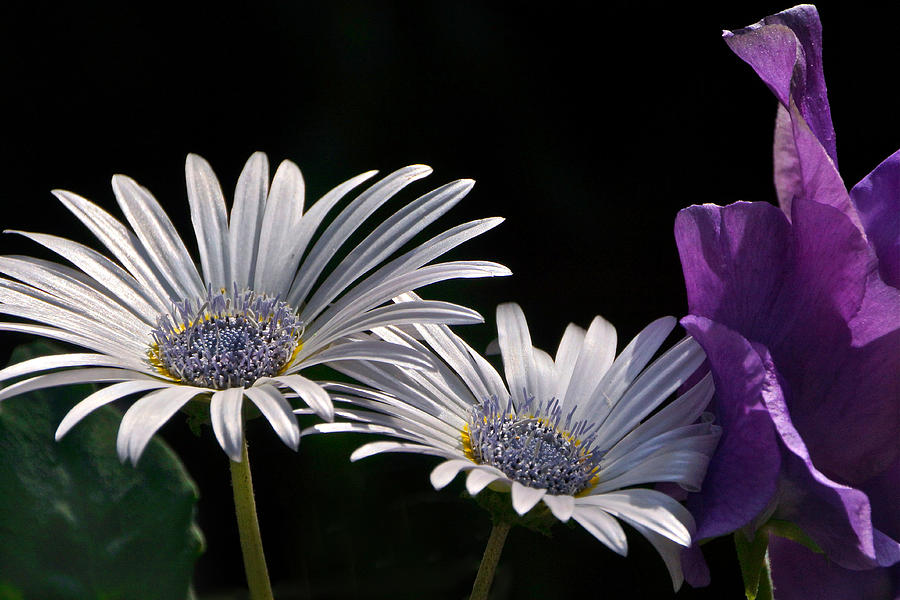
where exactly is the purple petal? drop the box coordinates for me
[675,201,792,341]
[680,315,780,540]
[676,199,898,485]
[723,4,835,161]
[754,343,899,569]
[725,7,858,225]
[851,149,900,287]
[769,536,898,600]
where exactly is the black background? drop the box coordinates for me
[1,2,897,598]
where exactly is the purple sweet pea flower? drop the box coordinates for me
[673,5,900,597]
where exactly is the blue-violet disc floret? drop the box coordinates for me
[150,285,304,390]
[464,393,601,496]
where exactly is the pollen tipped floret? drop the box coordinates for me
[150,286,303,389]
[466,393,601,496]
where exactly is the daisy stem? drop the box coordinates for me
[229,436,274,600]
[470,518,512,600]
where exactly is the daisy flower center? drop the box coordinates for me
[463,395,601,496]
[149,287,303,390]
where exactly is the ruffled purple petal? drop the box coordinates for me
[769,536,899,600]
[679,316,780,540]
[724,6,859,226]
[723,5,835,160]
[851,149,900,287]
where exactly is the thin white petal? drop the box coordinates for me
[301,179,474,320]
[628,521,686,591]
[8,230,164,317]
[563,315,617,408]
[303,301,482,352]
[287,165,432,305]
[210,387,246,462]
[0,368,150,402]
[553,323,586,400]
[350,441,457,461]
[185,154,229,288]
[296,341,434,371]
[111,175,204,299]
[244,385,300,450]
[465,466,508,496]
[542,494,575,522]
[496,302,537,407]
[253,159,304,295]
[582,316,677,423]
[577,489,694,546]
[0,353,145,385]
[571,505,629,556]
[117,386,205,464]
[594,336,706,449]
[228,152,269,289]
[269,374,334,422]
[52,190,175,303]
[56,379,172,439]
[511,481,546,515]
[429,458,473,490]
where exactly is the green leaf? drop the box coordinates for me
[734,528,773,600]
[0,342,204,600]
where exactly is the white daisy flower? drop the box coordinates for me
[0,153,509,464]
[310,299,720,590]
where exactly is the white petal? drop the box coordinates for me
[111,175,204,299]
[553,322,586,401]
[496,302,537,407]
[117,386,205,464]
[56,379,172,439]
[210,387,246,462]
[350,441,457,462]
[287,165,432,305]
[304,261,507,341]
[563,315,617,408]
[577,488,694,546]
[542,494,575,522]
[269,374,334,422]
[0,368,150,402]
[594,336,706,449]
[296,341,434,372]
[0,321,136,359]
[301,178,474,321]
[285,170,381,306]
[511,481,546,515]
[253,159,304,295]
[583,316,676,422]
[52,190,174,303]
[185,154,229,288]
[244,385,300,450]
[571,505,629,556]
[228,152,269,289]
[8,230,164,317]
[465,466,508,496]
[303,301,482,352]
[0,353,144,385]
[429,458,473,489]
[628,521,686,591]
[592,450,712,494]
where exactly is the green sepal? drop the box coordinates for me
[0,342,205,600]
[765,518,824,555]
[734,528,773,600]
[469,487,556,537]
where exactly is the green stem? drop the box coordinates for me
[470,519,511,600]
[229,436,274,600]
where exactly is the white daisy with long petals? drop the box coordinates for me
[310,300,720,589]
[0,153,509,464]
